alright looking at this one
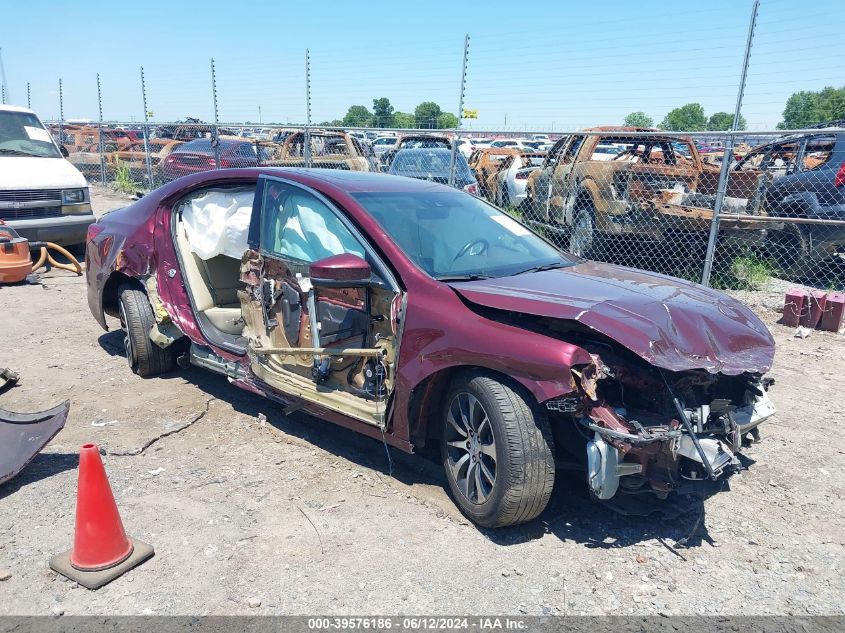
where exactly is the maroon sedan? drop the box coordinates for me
[161,138,267,182]
[86,168,776,527]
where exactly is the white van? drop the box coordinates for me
[0,104,94,246]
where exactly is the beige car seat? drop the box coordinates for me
[176,221,244,335]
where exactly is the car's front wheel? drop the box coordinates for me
[440,371,555,528]
[118,284,174,377]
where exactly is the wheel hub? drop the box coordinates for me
[118,302,134,367]
[444,392,497,504]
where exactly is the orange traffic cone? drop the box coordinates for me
[50,444,154,589]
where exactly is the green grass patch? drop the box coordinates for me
[112,157,139,195]
[712,254,777,291]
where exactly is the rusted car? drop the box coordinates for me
[468,147,523,200]
[66,141,123,179]
[85,168,776,527]
[265,130,375,171]
[50,125,133,155]
[110,139,185,180]
[525,127,772,258]
[469,148,544,204]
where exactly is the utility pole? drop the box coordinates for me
[701,0,759,287]
[58,78,64,148]
[258,105,262,124]
[210,58,221,168]
[0,48,8,104]
[97,74,107,184]
[140,66,154,188]
[448,34,470,187]
[304,48,312,168]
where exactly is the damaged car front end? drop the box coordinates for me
[570,353,775,507]
[450,260,777,513]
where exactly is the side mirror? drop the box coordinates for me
[60,145,69,157]
[310,253,372,287]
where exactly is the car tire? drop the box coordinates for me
[569,202,604,259]
[764,223,815,280]
[118,284,174,377]
[440,371,555,528]
[500,183,510,209]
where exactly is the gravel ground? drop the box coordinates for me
[0,186,843,616]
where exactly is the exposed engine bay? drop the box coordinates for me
[477,308,776,509]
[568,351,774,503]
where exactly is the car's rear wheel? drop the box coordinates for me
[569,202,605,259]
[764,223,815,280]
[499,182,510,208]
[440,371,555,528]
[118,284,174,377]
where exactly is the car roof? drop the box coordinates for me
[393,147,455,157]
[0,104,36,114]
[262,167,460,193]
[178,138,244,149]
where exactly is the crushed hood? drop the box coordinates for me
[450,261,775,375]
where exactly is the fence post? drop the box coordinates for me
[140,66,154,189]
[448,34,470,188]
[97,74,107,185]
[701,0,759,286]
[304,48,312,168]
[58,78,64,149]
[210,58,221,169]
[0,48,7,104]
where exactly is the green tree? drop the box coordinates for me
[778,86,845,129]
[815,86,845,123]
[372,98,394,128]
[342,105,373,127]
[414,102,442,129]
[707,112,747,131]
[779,91,819,129]
[659,103,707,131]
[623,112,653,128]
[436,112,459,129]
[393,112,416,128]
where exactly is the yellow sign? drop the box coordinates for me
[146,111,154,118]
[463,109,478,119]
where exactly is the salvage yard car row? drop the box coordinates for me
[43,120,845,281]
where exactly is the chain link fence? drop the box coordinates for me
[41,121,845,293]
[9,0,841,297]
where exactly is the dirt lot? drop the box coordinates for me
[0,185,843,616]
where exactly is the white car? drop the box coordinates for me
[489,138,536,150]
[455,138,475,158]
[371,136,398,155]
[493,153,545,208]
[590,143,626,161]
[0,105,94,246]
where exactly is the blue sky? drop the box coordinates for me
[1,0,841,130]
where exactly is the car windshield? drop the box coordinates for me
[352,190,575,279]
[0,111,62,158]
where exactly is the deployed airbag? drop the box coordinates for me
[181,189,254,260]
